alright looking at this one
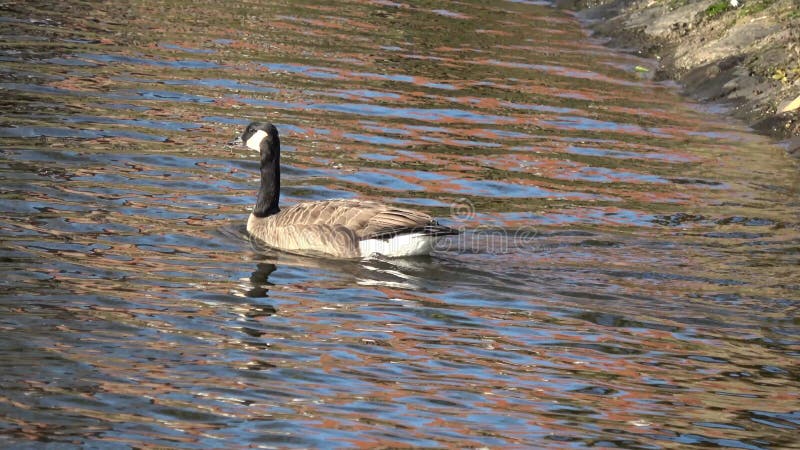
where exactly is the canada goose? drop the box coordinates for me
[234,122,459,258]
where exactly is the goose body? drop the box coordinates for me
[236,122,458,259]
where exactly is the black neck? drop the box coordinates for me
[253,156,280,217]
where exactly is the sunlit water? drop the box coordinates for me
[1,0,799,448]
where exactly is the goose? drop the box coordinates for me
[233,122,459,258]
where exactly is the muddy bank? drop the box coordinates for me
[559,0,800,156]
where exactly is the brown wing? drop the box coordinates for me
[274,199,438,239]
[360,207,439,239]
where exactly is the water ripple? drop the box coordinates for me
[0,0,798,448]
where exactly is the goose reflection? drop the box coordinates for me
[229,262,278,325]
[245,262,277,299]
[356,255,437,290]
[243,247,452,293]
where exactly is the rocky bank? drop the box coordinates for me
[558,0,800,156]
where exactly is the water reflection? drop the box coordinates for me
[1,0,799,447]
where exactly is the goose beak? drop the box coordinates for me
[228,134,244,146]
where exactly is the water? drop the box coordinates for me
[1,0,799,448]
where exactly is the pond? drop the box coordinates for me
[1,0,798,447]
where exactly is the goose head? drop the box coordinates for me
[235,122,282,217]
[236,122,280,162]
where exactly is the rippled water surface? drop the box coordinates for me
[2,0,799,447]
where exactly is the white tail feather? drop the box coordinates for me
[358,233,437,257]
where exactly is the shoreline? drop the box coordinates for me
[557,0,800,157]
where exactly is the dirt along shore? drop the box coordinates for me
[558,0,800,156]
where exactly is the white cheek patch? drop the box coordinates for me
[246,130,269,152]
